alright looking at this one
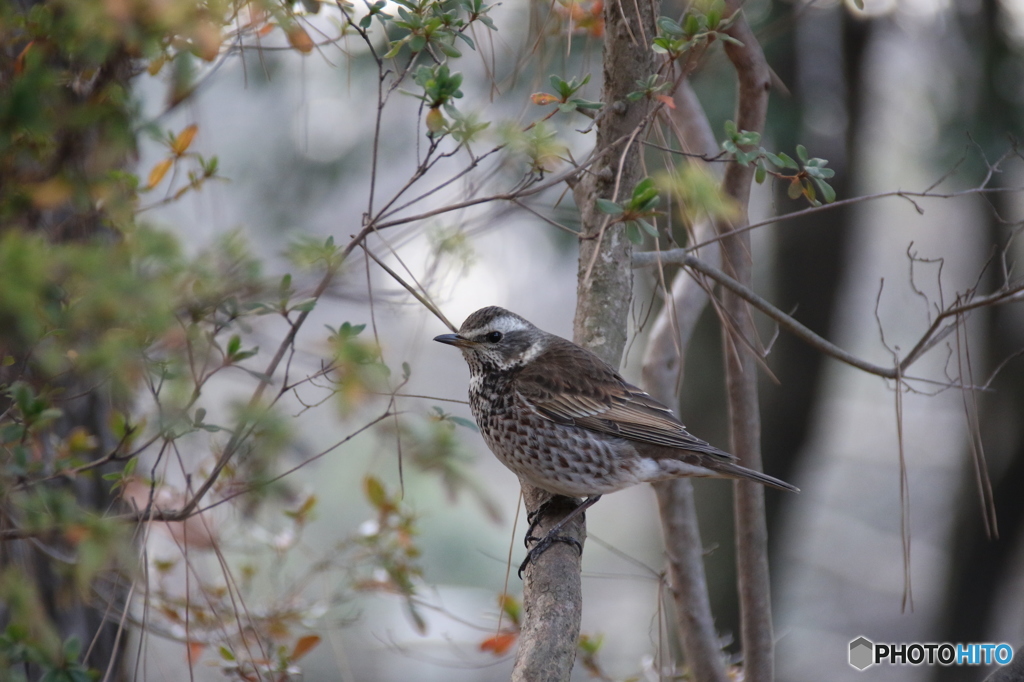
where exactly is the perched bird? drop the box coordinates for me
[434,306,797,571]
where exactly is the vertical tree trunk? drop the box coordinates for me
[511,0,656,678]
[641,80,729,682]
[719,8,775,682]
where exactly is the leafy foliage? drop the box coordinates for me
[721,121,837,205]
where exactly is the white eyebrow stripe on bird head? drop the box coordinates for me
[487,314,532,334]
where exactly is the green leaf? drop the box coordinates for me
[624,222,643,244]
[657,16,684,36]
[632,177,656,198]
[776,151,799,169]
[364,476,388,509]
[402,362,411,381]
[227,335,241,356]
[796,144,809,164]
[804,179,817,203]
[814,178,837,203]
[383,40,405,59]
[684,13,700,36]
[232,349,258,362]
[637,219,658,236]
[438,41,462,58]
[787,180,803,200]
[449,415,479,431]
[595,198,623,215]
[754,161,766,184]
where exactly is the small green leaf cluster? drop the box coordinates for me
[327,321,390,415]
[596,178,663,244]
[500,122,567,175]
[626,74,672,102]
[384,0,481,59]
[359,475,427,630]
[0,625,93,682]
[546,74,603,113]
[652,0,741,60]
[414,63,464,109]
[721,121,837,205]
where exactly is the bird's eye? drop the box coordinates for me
[485,331,503,343]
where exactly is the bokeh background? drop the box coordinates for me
[127,0,1024,679]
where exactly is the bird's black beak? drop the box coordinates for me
[434,333,472,348]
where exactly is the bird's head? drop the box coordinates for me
[434,306,545,372]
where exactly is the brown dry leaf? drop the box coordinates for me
[287,25,315,53]
[291,635,321,661]
[655,94,675,109]
[15,41,34,75]
[172,124,199,155]
[147,158,173,189]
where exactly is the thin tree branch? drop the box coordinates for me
[642,78,729,682]
[719,7,775,681]
[635,249,1024,381]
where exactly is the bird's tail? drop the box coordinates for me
[716,461,799,493]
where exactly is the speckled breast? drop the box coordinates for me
[467,370,641,498]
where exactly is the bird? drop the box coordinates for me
[434,306,798,573]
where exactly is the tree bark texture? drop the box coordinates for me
[511,0,657,679]
[720,8,775,682]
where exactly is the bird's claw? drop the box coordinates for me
[518,534,583,579]
[524,499,556,546]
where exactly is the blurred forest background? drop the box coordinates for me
[2,0,1024,680]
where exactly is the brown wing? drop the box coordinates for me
[514,338,734,461]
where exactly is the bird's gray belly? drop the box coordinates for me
[471,392,642,497]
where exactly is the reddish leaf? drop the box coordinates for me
[654,94,675,109]
[291,635,321,660]
[187,641,205,663]
[15,41,33,75]
[480,633,517,656]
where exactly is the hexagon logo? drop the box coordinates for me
[849,636,874,670]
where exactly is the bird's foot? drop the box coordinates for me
[518,533,583,579]
[524,498,558,548]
